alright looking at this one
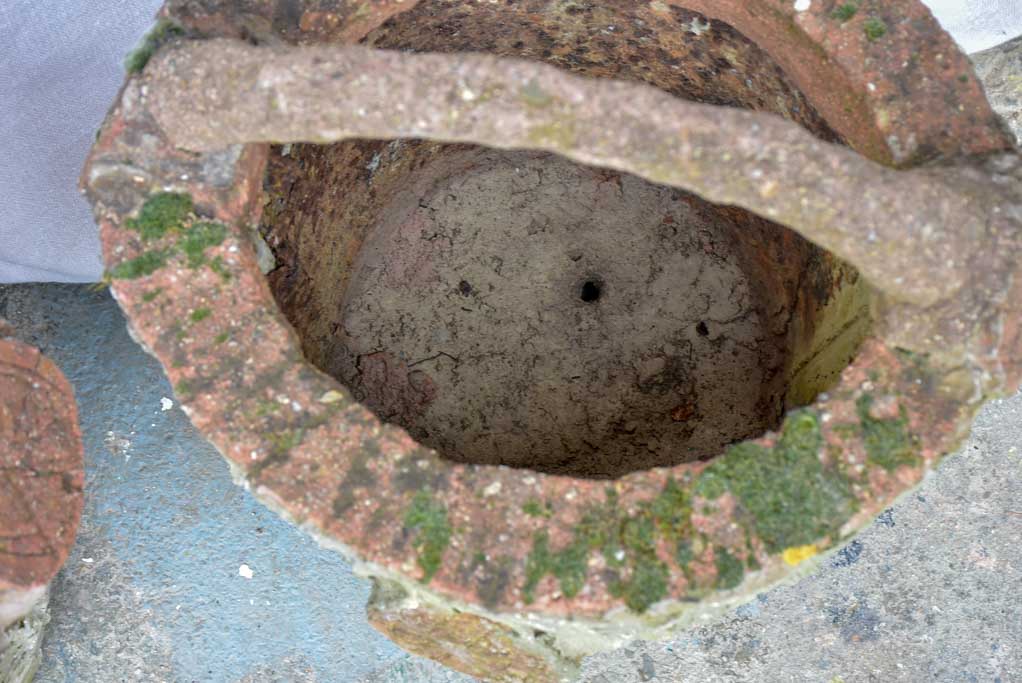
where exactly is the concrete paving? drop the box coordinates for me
[0,284,456,682]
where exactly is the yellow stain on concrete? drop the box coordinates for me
[782,544,819,566]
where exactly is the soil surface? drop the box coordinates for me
[335,150,781,477]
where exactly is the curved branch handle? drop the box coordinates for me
[146,40,994,307]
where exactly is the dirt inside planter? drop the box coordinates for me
[259,1,872,477]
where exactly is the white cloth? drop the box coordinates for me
[1,0,1019,283]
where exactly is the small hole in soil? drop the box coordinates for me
[580,280,602,303]
[696,321,709,337]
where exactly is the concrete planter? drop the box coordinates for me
[0,321,84,682]
[82,2,1022,680]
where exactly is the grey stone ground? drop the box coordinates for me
[0,284,450,682]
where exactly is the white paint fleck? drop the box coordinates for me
[82,557,94,564]
[867,82,877,92]
[238,564,254,579]
[794,0,811,12]
[483,481,502,497]
[160,397,174,412]
[459,86,478,102]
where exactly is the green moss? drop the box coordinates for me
[181,221,227,268]
[523,530,590,601]
[523,532,551,602]
[745,552,761,571]
[125,19,185,73]
[617,556,668,612]
[403,491,452,582]
[174,379,192,396]
[694,410,857,553]
[253,399,280,418]
[714,547,744,590]
[894,347,935,393]
[209,256,232,281]
[621,515,656,554]
[190,307,212,323]
[126,193,192,240]
[523,479,690,611]
[675,539,694,567]
[832,3,858,21]
[267,428,304,456]
[121,192,228,278]
[864,17,887,41]
[142,288,163,302]
[650,477,692,541]
[522,499,552,518]
[856,394,918,471]
[214,331,230,345]
[108,250,169,279]
[693,469,727,501]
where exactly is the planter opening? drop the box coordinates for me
[259,2,872,477]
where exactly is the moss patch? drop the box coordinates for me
[110,192,229,280]
[832,3,858,21]
[125,19,185,73]
[267,428,304,457]
[615,556,669,612]
[181,222,228,268]
[109,250,169,280]
[856,394,918,471]
[190,307,212,323]
[695,410,857,553]
[404,491,453,583]
[522,499,553,518]
[864,17,887,41]
[523,480,691,612]
[714,547,744,590]
[125,192,192,240]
